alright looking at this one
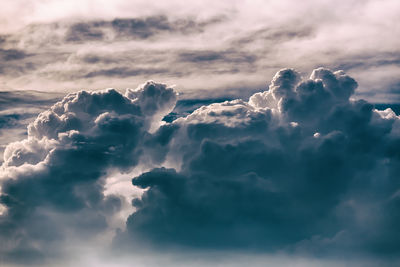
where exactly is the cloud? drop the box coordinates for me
[0,90,64,163]
[0,81,176,264]
[83,67,170,79]
[178,50,256,65]
[0,48,29,61]
[1,1,399,102]
[120,68,400,260]
[1,15,225,48]
[1,68,400,265]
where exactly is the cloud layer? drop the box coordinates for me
[1,68,400,265]
[0,0,399,102]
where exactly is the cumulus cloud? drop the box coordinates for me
[121,68,400,260]
[1,68,400,265]
[0,81,176,263]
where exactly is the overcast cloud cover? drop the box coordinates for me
[1,0,400,266]
[0,0,399,102]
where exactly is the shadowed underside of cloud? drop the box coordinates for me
[1,68,400,265]
[123,68,400,256]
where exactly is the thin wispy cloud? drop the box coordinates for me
[0,0,399,102]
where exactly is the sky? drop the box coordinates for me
[1,1,400,266]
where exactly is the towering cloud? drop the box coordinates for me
[124,68,400,257]
[1,68,400,265]
[0,81,176,264]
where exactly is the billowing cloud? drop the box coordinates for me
[1,68,400,266]
[0,81,176,264]
[122,68,400,259]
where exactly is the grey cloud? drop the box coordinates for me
[0,2,398,105]
[1,68,400,265]
[77,15,225,42]
[178,50,256,64]
[120,68,400,260]
[0,114,21,129]
[232,25,314,47]
[0,15,228,81]
[4,15,226,46]
[0,91,63,110]
[177,50,257,75]
[0,82,177,264]
[72,48,257,80]
[173,49,259,76]
[163,98,233,122]
[110,16,171,39]
[0,35,7,44]
[0,48,30,61]
[0,15,230,83]
[84,67,170,78]
[0,49,70,77]
[333,53,400,72]
[65,22,105,42]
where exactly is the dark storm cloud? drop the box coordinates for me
[0,82,177,263]
[119,68,400,259]
[2,68,400,265]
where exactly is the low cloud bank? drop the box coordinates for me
[1,68,400,265]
